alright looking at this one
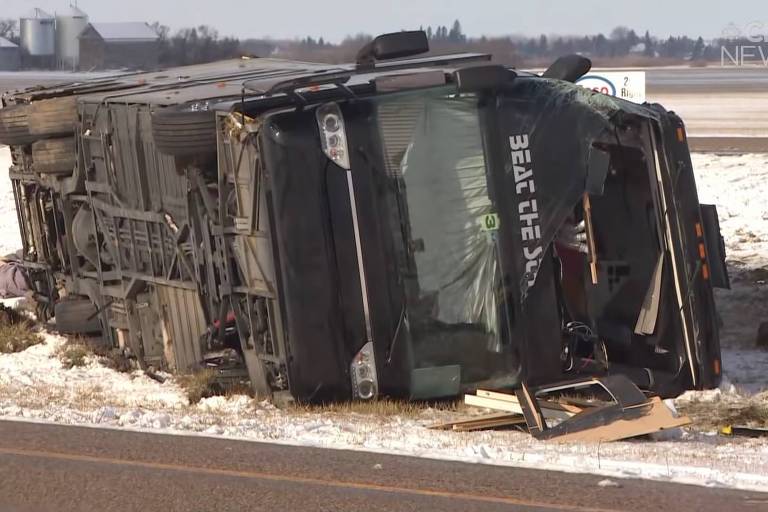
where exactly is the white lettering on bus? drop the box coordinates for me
[510,133,542,287]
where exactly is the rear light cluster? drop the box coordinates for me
[695,222,710,281]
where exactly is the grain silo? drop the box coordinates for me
[20,8,55,68]
[56,5,89,70]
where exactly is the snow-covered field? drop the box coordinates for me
[651,93,768,138]
[0,147,767,492]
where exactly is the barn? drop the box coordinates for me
[0,37,20,71]
[78,22,159,71]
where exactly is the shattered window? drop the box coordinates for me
[375,90,516,387]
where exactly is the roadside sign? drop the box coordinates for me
[576,72,646,104]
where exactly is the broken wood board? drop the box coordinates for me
[476,389,584,415]
[556,395,606,410]
[550,397,691,443]
[427,412,515,431]
[453,416,527,432]
[465,393,574,421]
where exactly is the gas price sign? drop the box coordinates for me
[576,72,646,104]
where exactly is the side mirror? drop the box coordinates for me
[356,31,429,69]
[542,55,592,83]
[453,65,516,94]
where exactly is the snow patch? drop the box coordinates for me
[0,147,20,256]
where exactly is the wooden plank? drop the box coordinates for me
[476,389,518,402]
[465,394,573,421]
[583,193,599,284]
[475,390,583,415]
[426,411,515,430]
[477,389,584,416]
[549,402,585,415]
[453,417,527,432]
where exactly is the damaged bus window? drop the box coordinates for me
[374,90,517,394]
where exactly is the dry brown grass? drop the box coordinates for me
[291,398,462,418]
[57,336,134,372]
[176,369,218,404]
[57,342,90,369]
[0,305,43,354]
[677,393,768,429]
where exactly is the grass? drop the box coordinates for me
[58,335,134,372]
[0,304,43,354]
[58,342,90,369]
[291,398,462,418]
[677,393,768,429]
[176,369,219,404]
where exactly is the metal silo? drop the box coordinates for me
[20,8,55,67]
[56,5,89,70]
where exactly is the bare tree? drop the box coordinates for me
[0,19,18,43]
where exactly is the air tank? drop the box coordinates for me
[56,5,89,70]
[20,8,55,57]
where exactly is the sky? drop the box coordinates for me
[1,0,763,42]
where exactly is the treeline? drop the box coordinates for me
[0,19,18,44]
[277,22,723,66]
[150,23,241,66]
[95,18,731,67]
[0,16,735,68]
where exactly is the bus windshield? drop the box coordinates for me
[370,88,519,389]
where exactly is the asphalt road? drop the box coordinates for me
[0,421,766,512]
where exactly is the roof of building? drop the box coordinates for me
[0,37,18,49]
[22,8,54,20]
[83,22,159,42]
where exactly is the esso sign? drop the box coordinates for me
[576,72,646,104]
[577,76,616,96]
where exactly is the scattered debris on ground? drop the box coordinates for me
[431,377,690,442]
[720,425,768,438]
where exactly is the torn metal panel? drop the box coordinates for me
[634,254,665,335]
[519,376,690,443]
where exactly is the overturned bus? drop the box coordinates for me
[0,32,729,402]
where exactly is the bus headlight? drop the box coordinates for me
[316,103,351,170]
[351,342,378,400]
